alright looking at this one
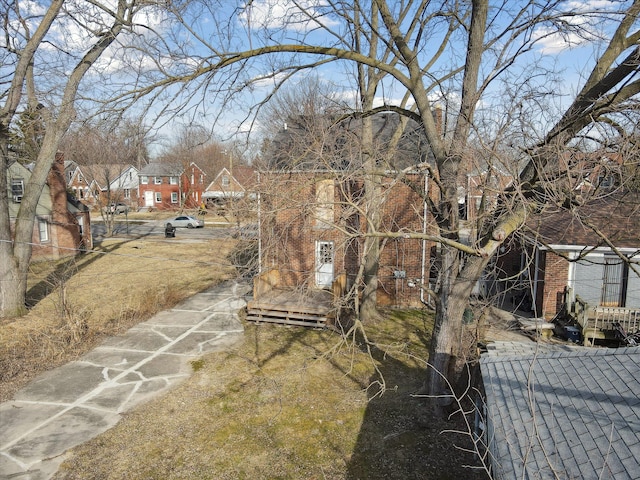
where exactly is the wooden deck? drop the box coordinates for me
[246,288,336,328]
[574,296,640,345]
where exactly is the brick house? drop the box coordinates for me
[496,193,640,319]
[203,166,257,209]
[258,171,431,307]
[7,153,92,259]
[138,162,206,210]
[65,160,96,206]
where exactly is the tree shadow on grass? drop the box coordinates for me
[25,240,130,309]
[344,325,489,480]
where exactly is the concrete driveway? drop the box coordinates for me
[0,280,250,480]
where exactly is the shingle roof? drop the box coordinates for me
[481,345,640,479]
[525,192,640,248]
[138,162,182,176]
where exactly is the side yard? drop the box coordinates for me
[1,231,488,479]
[0,237,237,402]
[54,311,488,480]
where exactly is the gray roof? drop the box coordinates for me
[481,345,640,479]
[138,162,182,176]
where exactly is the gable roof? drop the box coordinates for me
[138,162,183,176]
[525,192,640,249]
[79,164,137,190]
[481,345,640,479]
[229,165,257,187]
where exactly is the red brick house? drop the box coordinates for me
[257,171,431,307]
[138,161,206,210]
[7,153,92,259]
[65,160,96,207]
[497,193,640,319]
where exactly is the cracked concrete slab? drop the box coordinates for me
[0,280,248,479]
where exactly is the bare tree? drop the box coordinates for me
[157,0,639,409]
[0,0,171,317]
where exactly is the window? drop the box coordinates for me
[190,174,195,185]
[601,255,627,307]
[169,176,178,185]
[77,173,83,182]
[11,178,24,202]
[141,175,149,184]
[38,219,49,242]
[155,192,162,203]
[221,175,230,187]
[154,176,162,185]
[171,192,178,203]
[199,174,204,184]
[315,179,334,228]
[124,189,131,199]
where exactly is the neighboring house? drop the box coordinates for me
[257,171,431,307]
[7,153,92,259]
[81,163,140,210]
[138,161,206,210]
[460,169,513,223]
[480,342,640,479]
[203,166,257,208]
[496,193,640,320]
[65,160,95,206]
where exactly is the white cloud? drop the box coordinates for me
[532,0,616,54]
[238,0,338,31]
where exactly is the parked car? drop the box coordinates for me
[165,215,204,229]
[107,203,129,214]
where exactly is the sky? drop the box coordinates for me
[5,0,638,156]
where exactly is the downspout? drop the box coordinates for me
[421,172,429,305]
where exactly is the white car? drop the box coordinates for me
[165,215,204,229]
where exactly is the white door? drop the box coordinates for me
[315,241,334,288]
[144,190,154,207]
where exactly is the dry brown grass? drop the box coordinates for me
[54,310,488,480]
[0,236,238,402]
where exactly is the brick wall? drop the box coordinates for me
[259,172,428,307]
[539,251,569,319]
[32,153,83,259]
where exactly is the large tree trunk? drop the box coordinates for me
[0,248,28,318]
[0,1,127,318]
[426,250,488,413]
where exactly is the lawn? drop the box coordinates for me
[0,235,238,402]
[54,310,487,479]
[1,231,488,479]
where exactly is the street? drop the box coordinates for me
[91,219,256,242]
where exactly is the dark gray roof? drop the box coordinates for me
[481,346,640,479]
[138,162,182,176]
[264,112,433,171]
